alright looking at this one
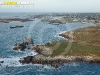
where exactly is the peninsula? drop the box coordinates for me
[12,24,100,68]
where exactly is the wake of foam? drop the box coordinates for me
[0,57,22,67]
[64,62,80,67]
[0,50,37,68]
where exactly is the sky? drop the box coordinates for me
[0,0,100,12]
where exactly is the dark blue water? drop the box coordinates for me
[0,13,99,75]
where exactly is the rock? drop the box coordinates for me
[13,42,26,51]
[29,45,53,55]
[13,46,25,51]
[41,47,53,55]
[23,38,34,45]
[27,38,34,44]
[59,34,72,39]
[13,38,34,51]
[19,56,33,64]
[46,41,52,45]
[0,61,4,63]
[23,38,28,45]
[10,26,24,29]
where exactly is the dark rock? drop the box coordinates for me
[46,41,52,45]
[13,42,26,51]
[19,56,33,64]
[75,57,84,61]
[10,26,24,29]
[13,38,34,51]
[0,61,4,63]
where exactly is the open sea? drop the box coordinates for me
[0,12,100,75]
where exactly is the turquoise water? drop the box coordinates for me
[0,13,99,75]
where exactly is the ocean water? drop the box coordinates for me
[0,12,99,75]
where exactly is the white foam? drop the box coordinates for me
[0,57,22,67]
[21,49,38,57]
[64,62,80,67]
[33,64,54,69]
[54,31,68,39]
[43,65,54,69]
[0,50,37,68]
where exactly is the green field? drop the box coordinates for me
[46,40,100,56]
[46,26,100,56]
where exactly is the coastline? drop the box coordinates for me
[14,24,100,68]
[19,54,100,68]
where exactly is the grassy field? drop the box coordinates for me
[46,26,100,56]
[46,40,100,56]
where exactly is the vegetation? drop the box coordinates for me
[46,26,100,56]
[46,40,100,56]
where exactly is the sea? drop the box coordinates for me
[0,12,100,75]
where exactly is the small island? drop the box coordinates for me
[0,18,33,24]
[10,26,24,29]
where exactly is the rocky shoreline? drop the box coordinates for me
[19,55,100,68]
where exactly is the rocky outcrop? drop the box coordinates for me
[13,38,52,55]
[19,56,33,64]
[13,42,26,51]
[23,38,34,45]
[13,38,34,51]
[59,32,73,40]
[29,45,53,55]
